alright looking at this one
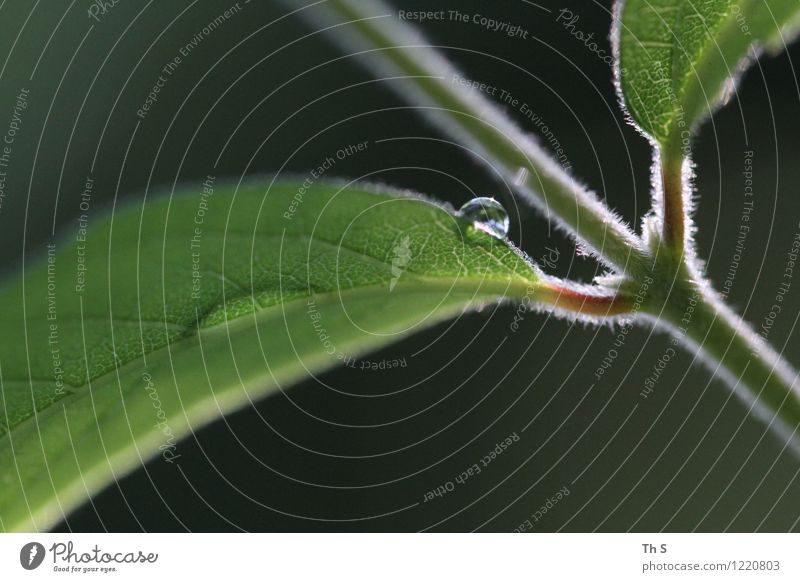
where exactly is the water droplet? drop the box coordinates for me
[457,197,510,238]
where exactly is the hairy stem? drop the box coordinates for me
[660,146,685,253]
[651,275,800,447]
[539,279,634,317]
[286,0,650,275]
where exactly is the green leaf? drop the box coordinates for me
[616,0,800,153]
[0,179,540,531]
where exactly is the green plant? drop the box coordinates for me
[1,0,799,531]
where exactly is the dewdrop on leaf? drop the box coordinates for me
[457,197,510,239]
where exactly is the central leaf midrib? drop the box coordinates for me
[0,278,519,444]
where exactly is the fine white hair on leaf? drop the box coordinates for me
[679,152,701,262]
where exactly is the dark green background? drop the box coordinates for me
[1,0,799,531]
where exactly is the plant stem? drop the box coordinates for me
[289,0,800,447]
[660,146,685,253]
[644,266,800,445]
[289,0,650,275]
[539,279,634,317]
